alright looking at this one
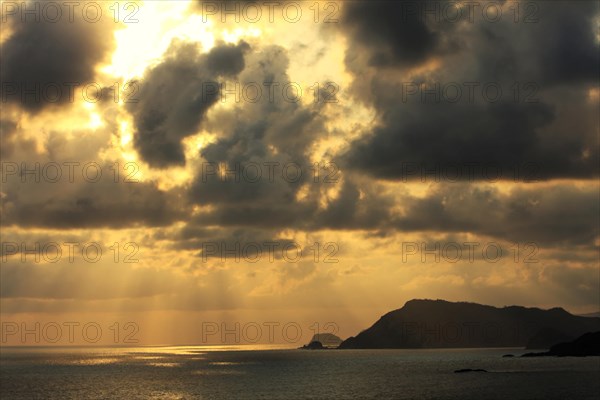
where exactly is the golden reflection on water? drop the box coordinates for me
[64,357,123,366]
[191,369,246,376]
[146,362,182,368]
[29,344,290,367]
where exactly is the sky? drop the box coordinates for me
[0,0,599,346]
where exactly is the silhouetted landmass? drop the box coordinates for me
[310,333,343,348]
[300,341,325,350]
[525,327,574,349]
[299,333,342,350]
[522,331,600,357]
[339,299,600,349]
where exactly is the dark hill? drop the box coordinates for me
[525,327,574,349]
[339,299,600,349]
[522,331,600,357]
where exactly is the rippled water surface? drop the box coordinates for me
[2,346,599,399]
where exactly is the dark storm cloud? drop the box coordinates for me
[145,43,397,252]
[190,178,393,232]
[1,159,188,229]
[206,41,249,75]
[0,113,189,229]
[126,41,249,168]
[179,38,598,247]
[340,0,449,67]
[184,45,396,233]
[2,186,185,229]
[198,44,320,162]
[343,99,563,180]
[395,183,600,247]
[188,45,318,216]
[338,0,599,181]
[170,226,296,260]
[522,1,599,84]
[0,2,116,113]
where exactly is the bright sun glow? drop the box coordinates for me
[103,1,214,81]
[88,112,103,129]
[102,1,265,81]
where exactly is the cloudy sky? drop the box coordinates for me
[1,0,598,345]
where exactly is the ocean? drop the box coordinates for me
[1,346,599,399]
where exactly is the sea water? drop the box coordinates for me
[1,346,599,399]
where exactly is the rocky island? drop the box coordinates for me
[339,299,600,349]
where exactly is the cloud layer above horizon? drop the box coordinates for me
[1,0,598,343]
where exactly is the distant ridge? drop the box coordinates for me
[578,312,600,318]
[339,299,600,349]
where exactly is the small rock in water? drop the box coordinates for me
[454,368,488,373]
